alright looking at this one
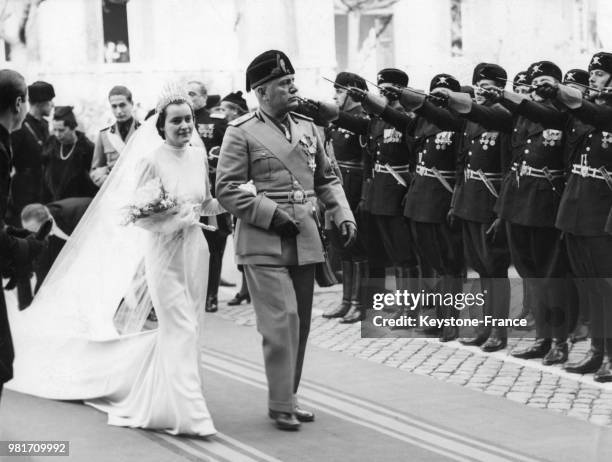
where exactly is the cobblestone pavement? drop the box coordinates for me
[215,283,612,427]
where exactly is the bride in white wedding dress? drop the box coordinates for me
[6,86,222,436]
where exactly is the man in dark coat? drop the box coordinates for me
[0,69,50,400]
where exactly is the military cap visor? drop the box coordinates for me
[335,72,367,91]
[246,50,295,92]
[430,73,460,92]
[589,52,612,75]
[28,81,55,103]
[377,68,408,87]
[528,61,562,82]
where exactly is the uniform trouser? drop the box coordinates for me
[244,263,315,413]
[203,229,228,300]
[374,214,418,267]
[565,234,612,345]
[463,220,511,336]
[507,223,574,340]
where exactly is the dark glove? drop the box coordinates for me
[296,98,321,119]
[270,208,300,238]
[382,86,402,101]
[534,81,558,100]
[339,221,357,248]
[428,93,449,107]
[347,87,367,103]
[480,87,503,103]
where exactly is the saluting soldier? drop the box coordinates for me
[402,64,512,350]
[536,52,612,382]
[90,86,140,187]
[216,50,356,430]
[316,72,369,323]
[315,69,418,313]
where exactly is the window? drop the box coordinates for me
[102,0,130,63]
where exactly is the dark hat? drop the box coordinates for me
[377,68,408,87]
[53,106,76,128]
[246,50,295,92]
[588,52,612,75]
[564,69,589,87]
[472,63,507,87]
[335,72,367,91]
[528,61,562,82]
[28,81,55,103]
[513,71,531,90]
[430,73,460,92]
[205,94,220,110]
[221,91,248,112]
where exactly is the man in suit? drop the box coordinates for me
[20,197,92,291]
[90,86,140,187]
[0,69,50,400]
[216,50,356,430]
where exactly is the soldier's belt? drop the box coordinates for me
[337,160,363,170]
[261,189,316,204]
[416,166,454,192]
[512,164,564,179]
[571,164,612,180]
[373,163,411,174]
[464,168,501,198]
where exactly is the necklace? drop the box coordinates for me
[59,141,76,160]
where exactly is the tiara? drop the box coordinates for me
[156,82,191,113]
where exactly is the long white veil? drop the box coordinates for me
[7,115,208,398]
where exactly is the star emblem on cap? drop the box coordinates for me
[593,56,601,65]
[566,72,575,81]
[532,64,541,73]
[278,56,287,73]
[438,76,448,84]
[517,75,526,82]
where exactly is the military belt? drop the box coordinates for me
[512,163,564,179]
[571,164,612,180]
[416,165,455,179]
[373,163,411,173]
[337,160,362,170]
[261,189,316,204]
[464,168,501,198]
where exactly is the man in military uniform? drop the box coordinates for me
[90,86,139,187]
[216,50,356,430]
[0,69,50,400]
[317,72,369,323]
[315,69,418,316]
[403,64,512,350]
[8,81,54,309]
[537,52,612,381]
[188,83,235,312]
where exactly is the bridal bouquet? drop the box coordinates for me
[122,178,179,226]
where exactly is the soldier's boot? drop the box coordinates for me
[17,277,33,311]
[439,277,460,342]
[341,261,366,324]
[594,338,612,383]
[565,337,604,374]
[323,260,352,318]
[389,266,419,329]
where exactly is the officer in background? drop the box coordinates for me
[90,86,140,187]
[8,81,54,309]
[216,50,356,429]
[318,72,369,323]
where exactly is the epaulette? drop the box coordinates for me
[229,112,256,127]
[290,111,313,122]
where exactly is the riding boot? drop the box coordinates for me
[341,261,366,323]
[323,260,352,318]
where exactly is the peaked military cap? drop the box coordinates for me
[512,71,531,90]
[221,91,248,112]
[377,68,408,87]
[335,72,367,91]
[430,73,460,92]
[472,63,507,87]
[589,52,612,75]
[246,50,295,92]
[28,81,55,103]
[528,61,562,82]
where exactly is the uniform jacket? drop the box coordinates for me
[91,118,139,186]
[494,100,566,227]
[336,105,415,215]
[216,110,354,266]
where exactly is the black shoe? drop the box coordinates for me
[268,410,301,431]
[339,304,365,324]
[511,338,552,359]
[594,357,612,383]
[542,340,568,365]
[459,335,489,347]
[439,326,458,343]
[323,300,351,319]
[294,406,315,422]
[481,336,507,353]
[227,292,251,306]
[205,296,218,313]
[219,277,237,287]
[564,350,603,374]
